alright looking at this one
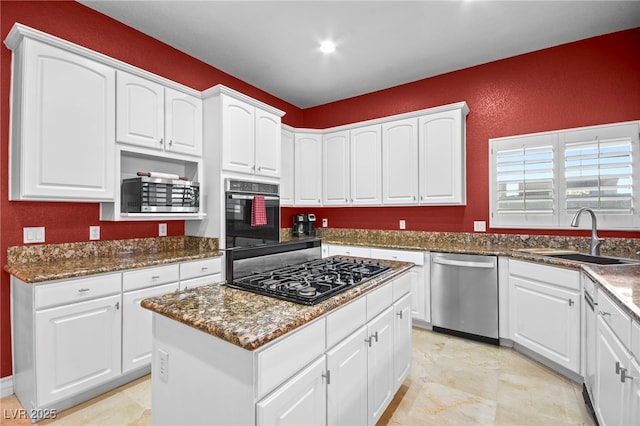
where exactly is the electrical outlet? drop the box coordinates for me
[89,226,100,240]
[474,221,487,232]
[159,349,169,383]
[322,218,328,227]
[399,219,406,230]
[23,227,45,244]
[159,223,167,237]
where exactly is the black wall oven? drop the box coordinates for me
[225,179,280,249]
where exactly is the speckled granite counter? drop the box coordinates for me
[141,259,414,350]
[4,236,221,283]
[583,264,640,320]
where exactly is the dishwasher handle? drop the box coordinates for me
[432,257,495,269]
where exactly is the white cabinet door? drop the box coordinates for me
[393,293,412,391]
[323,130,350,205]
[626,358,640,426]
[326,326,368,426]
[294,133,322,205]
[509,274,580,373]
[280,129,295,205]
[382,118,419,204]
[595,314,629,426]
[165,88,202,156]
[116,71,164,150]
[122,282,178,373]
[221,95,255,174]
[14,39,115,201]
[35,294,121,405]
[257,356,326,426]
[255,109,281,178]
[367,306,395,425]
[351,125,382,205]
[418,109,466,205]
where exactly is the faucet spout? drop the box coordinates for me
[570,208,604,256]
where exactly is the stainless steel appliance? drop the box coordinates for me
[582,275,598,422]
[227,255,390,305]
[292,213,316,237]
[121,176,199,213]
[225,179,280,249]
[431,253,499,344]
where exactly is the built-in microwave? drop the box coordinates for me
[121,176,199,213]
[225,179,280,249]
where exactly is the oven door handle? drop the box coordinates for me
[228,194,279,201]
[432,258,495,269]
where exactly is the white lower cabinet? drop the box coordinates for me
[508,259,580,373]
[326,326,369,425]
[122,282,178,373]
[366,306,395,425]
[256,356,327,426]
[35,293,122,406]
[393,293,412,391]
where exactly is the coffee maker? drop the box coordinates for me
[292,213,316,237]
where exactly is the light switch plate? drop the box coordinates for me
[89,226,100,240]
[159,223,167,237]
[23,227,45,244]
[399,219,406,230]
[474,221,487,232]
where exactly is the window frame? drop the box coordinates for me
[489,121,640,231]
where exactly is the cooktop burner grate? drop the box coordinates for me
[226,257,391,305]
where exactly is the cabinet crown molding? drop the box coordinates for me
[201,84,286,118]
[4,23,201,98]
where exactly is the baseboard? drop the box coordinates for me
[1,376,14,398]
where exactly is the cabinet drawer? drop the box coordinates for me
[509,259,580,290]
[35,273,121,309]
[367,282,393,321]
[122,264,179,291]
[180,258,222,281]
[370,248,425,266]
[326,296,367,348]
[180,275,222,291]
[598,290,631,349]
[256,319,325,398]
[392,272,412,300]
[329,245,371,258]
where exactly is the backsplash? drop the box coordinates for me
[292,228,640,259]
[7,236,218,265]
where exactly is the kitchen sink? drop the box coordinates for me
[547,253,638,265]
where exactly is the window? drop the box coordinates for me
[490,121,639,230]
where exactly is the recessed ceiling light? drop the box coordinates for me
[320,40,336,54]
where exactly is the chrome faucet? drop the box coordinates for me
[570,208,604,256]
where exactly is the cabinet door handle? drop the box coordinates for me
[151,275,161,279]
[201,267,209,271]
[616,361,621,375]
[568,299,574,306]
[78,288,90,293]
[322,370,331,384]
[621,368,635,383]
[115,301,120,310]
[372,331,379,343]
[159,138,164,145]
[600,311,611,317]
[396,311,403,319]
[365,336,373,347]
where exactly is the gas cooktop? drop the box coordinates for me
[226,257,391,305]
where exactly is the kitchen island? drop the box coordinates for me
[141,258,415,425]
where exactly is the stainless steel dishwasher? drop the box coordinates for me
[431,253,499,344]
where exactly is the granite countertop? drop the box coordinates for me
[583,264,640,320]
[141,260,414,351]
[4,236,222,283]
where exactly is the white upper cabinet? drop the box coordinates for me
[294,133,322,205]
[117,71,202,157]
[322,130,350,205]
[220,93,281,178]
[280,129,295,205]
[9,38,116,201]
[418,108,467,205]
[351,124,382,205]
[382,118,419,204]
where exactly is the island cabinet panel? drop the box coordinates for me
[366,307,395,425]
[257,357,327,426]
[393,293,413,391]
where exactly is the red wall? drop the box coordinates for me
[282,28,640,238]
[0,0,304,379]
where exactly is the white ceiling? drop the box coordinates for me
[79,0,640,108]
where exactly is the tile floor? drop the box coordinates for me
[1,328,595,425]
